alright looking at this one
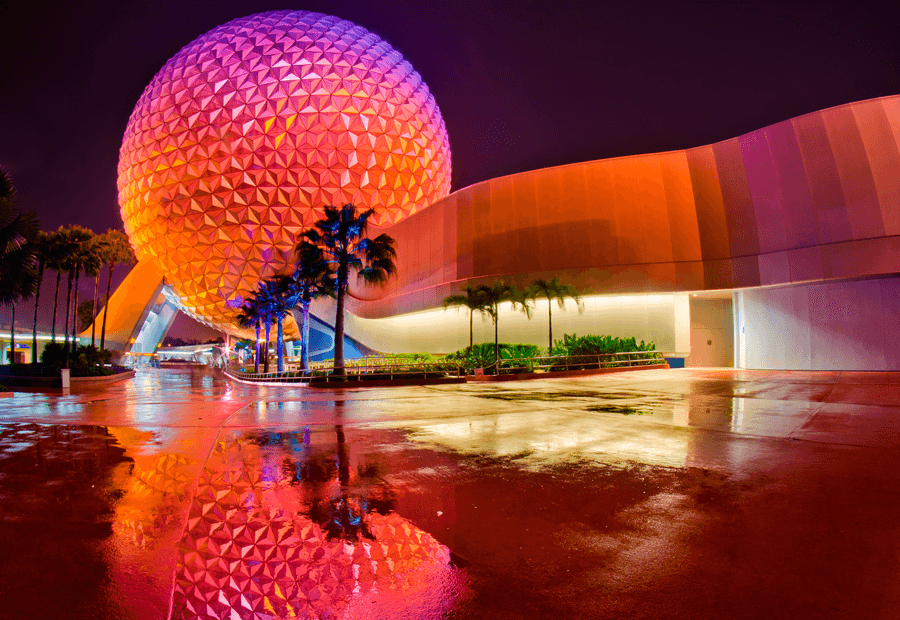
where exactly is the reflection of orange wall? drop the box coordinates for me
[354,95,900,319]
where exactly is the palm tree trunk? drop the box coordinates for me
[70,265,80,352]
[469,308,473,349]
[9,305,15,364]
[301,298,310,371]
[51,270,61,343]
[100,263,113,352]
[64,268,73,356]
[333,281,346,376]
[494,306,499,374]
[263,320,271,373]
[276,315,284,372]
[91,272,99,346]
[254,319,261,374]
[31,259,44,363]
[548,299,553,352]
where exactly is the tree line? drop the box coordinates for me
[0,169,136,366]
[443,278,583,370]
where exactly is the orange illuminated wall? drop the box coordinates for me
[353,95,900,319]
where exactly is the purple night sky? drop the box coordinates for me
[1,0,898,337]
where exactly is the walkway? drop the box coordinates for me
[1,368,898,619]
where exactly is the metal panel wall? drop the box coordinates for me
[354,95,900,320]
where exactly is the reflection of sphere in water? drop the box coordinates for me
[118,11,452,334]
[168,438,457,617]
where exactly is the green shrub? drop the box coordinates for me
[445,343,542,371]
[551,334,656,356]
[39,342,67,368]
[381,352,439,363]
[72,345,111,369]
[499,345,543,371]
[39,343,116,376]
[548,334,662,369]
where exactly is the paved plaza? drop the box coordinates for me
[1,367,899,619]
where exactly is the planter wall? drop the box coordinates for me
[465,363,670,382]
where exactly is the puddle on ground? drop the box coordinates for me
[0,424,140,619]
[584,405,653,415]
[0,421,471,620]
[0,403,771,620]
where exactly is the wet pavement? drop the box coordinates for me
[1,367,899,619]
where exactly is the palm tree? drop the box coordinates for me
[98,229,136,353]
[254,276,298,373]
[299,204,396,376]
[524,278,584,351]
[46,228,67,343]
[0,168,39,363]
[235,296,263,374]
[54,227,77,352]
[69,227,97,353]
[443,286,489,349]
[59,225,94,359]
[84,234,106,347]
[475,281,529,372]
[292,242,333,371]
[250,283,278,374]
[30,231,51,362]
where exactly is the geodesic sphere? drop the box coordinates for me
[118,10,451,334]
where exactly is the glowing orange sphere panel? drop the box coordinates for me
[118,11,451,333]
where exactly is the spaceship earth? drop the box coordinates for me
[118,10,452,334]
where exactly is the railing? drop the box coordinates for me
[300,356,438,372]
[487,350,668,375]
[224,351,669,384]
[224,367,312,384]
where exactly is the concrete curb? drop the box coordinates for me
[70,369,136,385]
[0,368,135,390]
